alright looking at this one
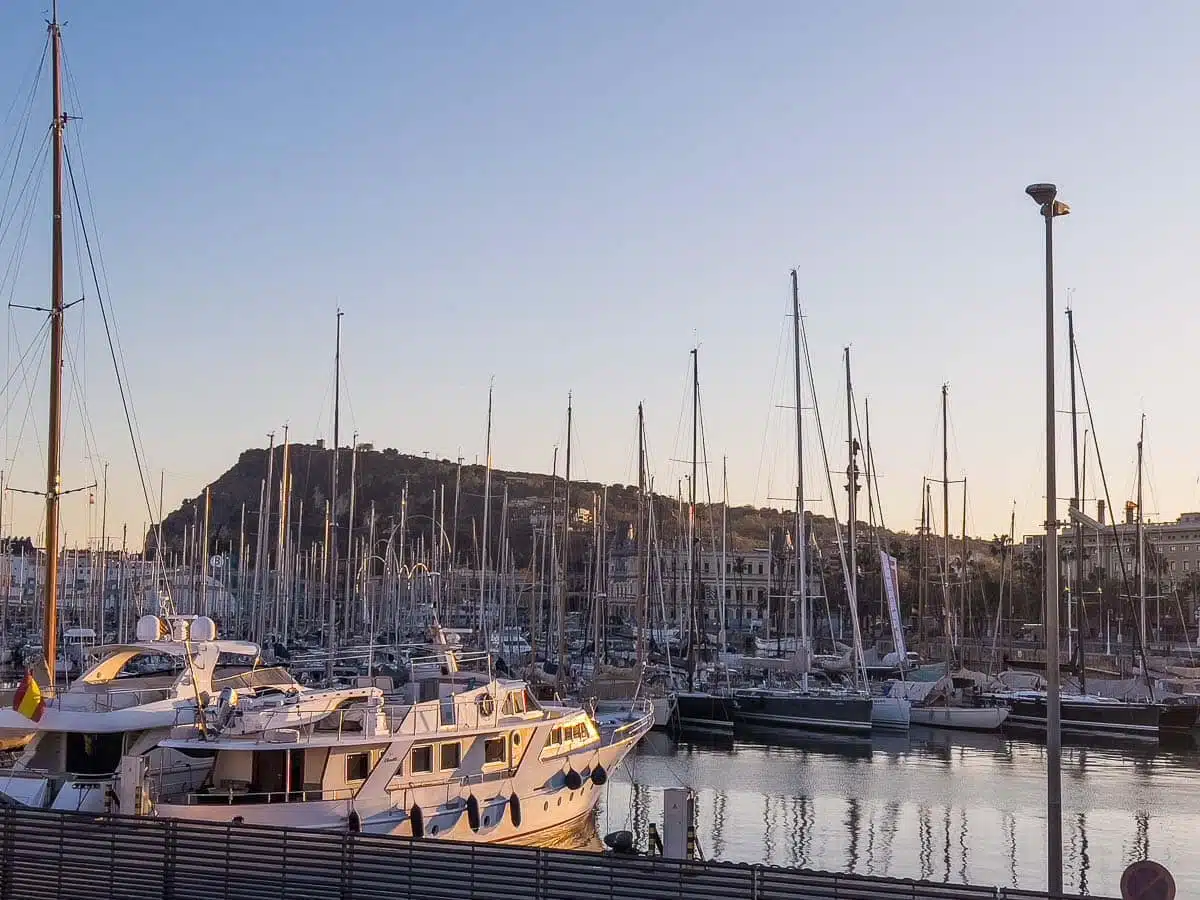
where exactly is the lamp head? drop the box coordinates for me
[1026,183,1058,206]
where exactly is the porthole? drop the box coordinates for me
[543,801,549,811]
[569,792,575,802]
[512,732,522,746]
[557,797,562,807]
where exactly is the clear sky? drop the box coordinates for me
[0,1,1197,549]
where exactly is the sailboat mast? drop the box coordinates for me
[844,348,859,683]
[635,403,646,671]
[941,384,952,669]
[479,383,494,638]
[326,310,343,685]
[1067,309,1086,689]
[719,457,728,659]
[557,394,572,678]
[1136,415,1146,649]
[919,479,928,652]
[344,432,358,635]
[687,348,698,690]
[791,270,808,691]
[42,1,66,684]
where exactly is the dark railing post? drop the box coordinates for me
[340,831,353,900]
[0,807,13,900]
[162,818,176,900]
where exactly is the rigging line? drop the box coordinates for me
[0,35,47,230]
[799,322,868,685]
[1072,336,1153,689]
[61,54,154,477]
[849,394,888,535]
[62,149,166,591]
[7,323,52,480]
[0,132,51,299]
[0,316,50,419]
[752,313,789,506]
[62,333,105,489]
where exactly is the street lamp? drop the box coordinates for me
[1026,181,1069,896]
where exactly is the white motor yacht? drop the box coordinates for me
[150,660,653,844]
[0,614,303,812]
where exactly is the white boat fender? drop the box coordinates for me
[564,768,583,791]
[509,793,522,828]
[409,805,424,838]
[466,794,481,831]
[590,765,607,786]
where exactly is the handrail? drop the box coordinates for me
[164,787,356,806]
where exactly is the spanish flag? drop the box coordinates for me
[12,672,44,722]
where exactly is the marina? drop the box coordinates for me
[0,2,1194,898]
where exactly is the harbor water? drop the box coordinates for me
[595,728,1199,897]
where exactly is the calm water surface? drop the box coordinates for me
[594,728,1200,897]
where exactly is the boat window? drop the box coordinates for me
[66,732,124,776]
[483,736,507,765]
[548,727,562,746]
[440,742,461,770]
[574,723,588,741]
[411,745,433,774]
[346,752,370,782]
[502,691,526,716]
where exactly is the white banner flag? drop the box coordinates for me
[880,550,907,660]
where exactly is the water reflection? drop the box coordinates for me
[595,728,1200,896]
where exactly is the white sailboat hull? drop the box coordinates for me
[651,695,675,729]
[910,706,1008,732]
[870,696,910,731]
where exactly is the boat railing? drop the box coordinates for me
[41,686,173,712]
[163,786,357,806]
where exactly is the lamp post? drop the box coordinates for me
[1026,181,1069,895]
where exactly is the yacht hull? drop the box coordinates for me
[910,705,1008,732]
[733,691,872,735]
[153,721,646,844]
[671,692,735,733]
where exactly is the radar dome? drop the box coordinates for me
[136,615,166,642]
[190,616,217,642]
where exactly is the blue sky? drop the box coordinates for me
[0,1,1198,548]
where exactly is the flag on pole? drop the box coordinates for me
[12,672,45,722]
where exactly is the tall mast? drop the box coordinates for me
[1067,309,1086,691]
[343,432,358,635]
[635,404,647,672]
[844,347,860,687]
[791,270,808,691]
[557,394,572,678]
[960,479,968,642]
[687,349,698,690]
[941,384,952,673]
[719,456,728,661]
[42,1,67,684]
[326,310,343,685]
[276,425,291,635]
[479,383,493,638]
[1136,415,1146,649]
[919,479,928,653]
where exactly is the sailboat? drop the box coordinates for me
[730,274,874,736]
[892,386,1007,732]
[671,349,737,734]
